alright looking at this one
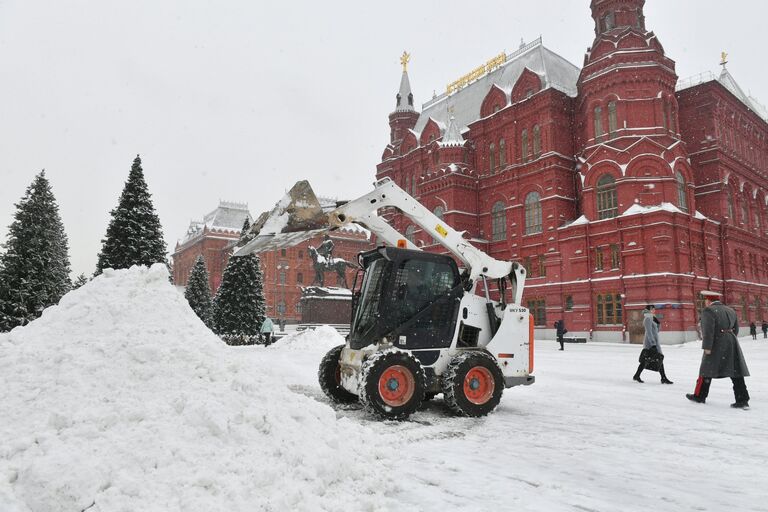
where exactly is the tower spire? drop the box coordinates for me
[395,50,415,112]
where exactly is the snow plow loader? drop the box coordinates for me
[235,178,534,419]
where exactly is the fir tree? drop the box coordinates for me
[95,155,166,275]
[185,255,214,329]
[72,273,89,290]
[212,218,265,344]
[0,171,72,331]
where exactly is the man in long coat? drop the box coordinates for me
[686,292,750,408]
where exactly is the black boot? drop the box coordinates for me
[633,363,644,383]
[686,393,705,403]
[660,365,673,384]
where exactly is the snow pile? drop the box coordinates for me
[272,326,344,353]
[0,265,397,512]
[259,194,292,235]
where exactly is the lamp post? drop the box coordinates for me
[277,263,289,328]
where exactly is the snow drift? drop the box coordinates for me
[0,265,397,512]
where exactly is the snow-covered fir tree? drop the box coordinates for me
[212,219,265,344]
[95,155,166,275]
[0,171,71,331]
[185,255,214,329]
[71,273,89,290]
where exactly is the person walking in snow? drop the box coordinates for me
[261,316,275,346]
[686,291,750,408]
[749,321,757,340]
[633,305,673,384]
[554,320,567,351]
[762,320,768,339]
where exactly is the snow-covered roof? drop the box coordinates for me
[181,201,251,244]
[414,37,580,137]
[677,67,768,122]
[439,116,465,147]
[621,202,684,217]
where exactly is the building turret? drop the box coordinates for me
[576,0,694,221]
[590,0,646,35]
[388,51,420,149]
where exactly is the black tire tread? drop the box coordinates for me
[359,349,426,420]
[318,345,358,404]
[442,351,504,417]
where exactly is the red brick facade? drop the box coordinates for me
[173,204,373,324]
[376,0,768,343]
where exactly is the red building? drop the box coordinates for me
[377,0,768,343]
[173,201,252,292]
[173,201,373,324]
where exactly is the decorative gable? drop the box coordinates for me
[510,68,543,103]
[480,85,508,118]
[420,118,442,146]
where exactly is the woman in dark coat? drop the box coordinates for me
[763,320,768,339]
[749,322,757,340]
[687,293,750,408]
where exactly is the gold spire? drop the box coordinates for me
[400,51,411,72]
[720,51,729,67]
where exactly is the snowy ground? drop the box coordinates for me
[1,265,766,512]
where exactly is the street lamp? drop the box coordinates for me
[277,263,290,328]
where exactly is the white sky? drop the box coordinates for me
[1,0,766,277]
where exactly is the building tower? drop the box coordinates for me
[576,0,694,219]
[387,51,420,155]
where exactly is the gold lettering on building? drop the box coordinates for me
[446,52,507,94]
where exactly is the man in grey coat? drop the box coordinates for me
[686,291,750,408]
[633,305,673,384]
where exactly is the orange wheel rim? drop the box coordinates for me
[464,366,494,405]
[378,365,415,407]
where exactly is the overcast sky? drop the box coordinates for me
[1,0,766,277]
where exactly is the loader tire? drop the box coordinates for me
[318,345,357,404]
[442,351,504,417]
[359,350,425,420]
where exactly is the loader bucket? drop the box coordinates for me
[234,180,332,256]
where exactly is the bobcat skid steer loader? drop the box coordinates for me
[235,178,534,420]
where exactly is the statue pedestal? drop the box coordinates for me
[299,286,353,330]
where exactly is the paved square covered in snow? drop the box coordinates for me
[1,267,765,511]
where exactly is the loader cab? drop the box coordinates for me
[348,247,463,350]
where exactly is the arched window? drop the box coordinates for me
[676,171,688,212]
[499,139,506,167]
[741,196,750,225]
[533,125,541,158]
[489,143,496,172]
[433,205,444,220]
[491,201,506,241]
[604,11,615,31]
[594,106,603,141]
[755,202,763,232]
[668,101,676,134]
[596,174,618,219]
[727,187,734,220]
[608,101,618,137]
[405,225,416,243]
[521,129,529,163]
[524,192,542,234]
